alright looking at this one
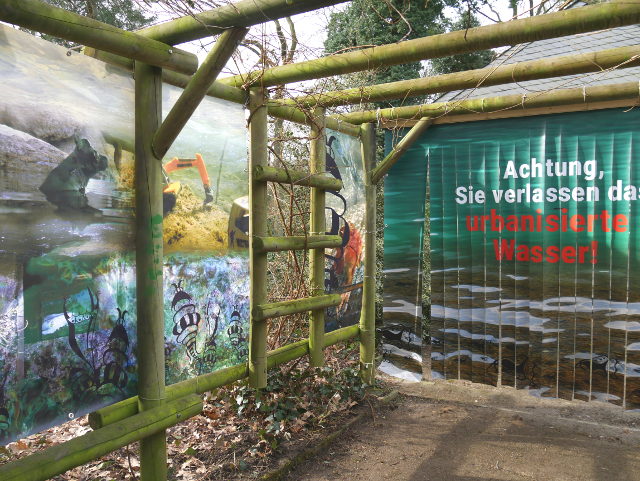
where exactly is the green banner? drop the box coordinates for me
[384,108,640,408]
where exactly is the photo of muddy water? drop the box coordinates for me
[384,109,640,410]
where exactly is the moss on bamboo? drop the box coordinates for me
[89,327,360,430]
[309,107,327,368]
[137,0,349,45]
[253,235,343,253]
[370,118,432,184]
[253,294,342,321]
[221,0,640,87]
[359,124,377,384]
[0,395,202,481]
[253,165,343,190]
[272,45,640,108]
[0,0,197,75]
[249,88,269,389]
[336,81,640,124]
[152,27,248,159]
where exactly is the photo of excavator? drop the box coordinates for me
[162,153,213,216]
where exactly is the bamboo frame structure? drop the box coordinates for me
[272,45,640,108]
[137,0,349,45]
[309,107,328,368]
[152,27,248,159]
[220,0,640,87]
[359,123,377,384]
[134,63,167,480]
[248,88,269,390]
[334,80,640,125]
[370,118,432,184]
[2,0,640,478]
[0,0,198,75]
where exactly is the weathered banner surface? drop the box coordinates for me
[385,109,640,408]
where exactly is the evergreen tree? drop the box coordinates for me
[324,0,493,105]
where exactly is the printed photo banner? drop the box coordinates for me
[324,129,366,331]
[385,108,640,409]
[0,25,248,444]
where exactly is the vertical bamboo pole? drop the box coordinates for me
[359,123,376,384]
[309,107,326,367]
[135,62,166,480]
[249,88,269,389]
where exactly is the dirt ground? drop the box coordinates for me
[283,377,640,481]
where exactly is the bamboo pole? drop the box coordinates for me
[135,62,167,481]
[370,118,433,184]
[272,45,640,108]
[85,49,359,137]
[268,105,361,137]
[309,107,327,368]
[137,0,349,45]
[253,165,344,190]
[0,395,203,481]
[359,123,377,384]
[220,0,640,87]
[83,48,248,105]
[254,235,343,253]
[0,0,198,75]
[249,88,269,389]
[335,80,640,124]
[152,27,248,159]
[90,326,360,429]
[253,294,342,321]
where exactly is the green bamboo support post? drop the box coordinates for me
[253,294,342,321]
[359,123,377,384]
[90,325,360,430]
[249,88,269,389]
[253,165,343,190]
[152,27,248,159]
[0,0,198,75]
[335,80,640,125]
[370,118,433,184]
[220,0,640,87]
[253,235,343,253]
[309,107,327,368]
[273,45,640,108]
[137,0,349,45]
[0,395,203,481]
[135,62,167,481]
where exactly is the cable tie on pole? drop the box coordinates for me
[583,85,587,102]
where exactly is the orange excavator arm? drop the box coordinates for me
[163,153,213,205]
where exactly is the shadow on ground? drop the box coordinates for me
[283,377,640,481]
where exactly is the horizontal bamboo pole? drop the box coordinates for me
[269,105,361,137]
[0,0,198,75]
[84,49,358,136]
[335,80,640,124]
[90,327,360,429]
[254,165,343,190]
[370,118,433,184]
[152,27,248,159]
[0,395,202,481]
[274,44,640,108]
[138,0,349,45]
[253,294,342,322]
[83,48,248,105]
[90,363,247,430]
[267,325,361,366]
[221,0,640,87]
[254,235,343,253]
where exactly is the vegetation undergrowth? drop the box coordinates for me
[0,343,373,481]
